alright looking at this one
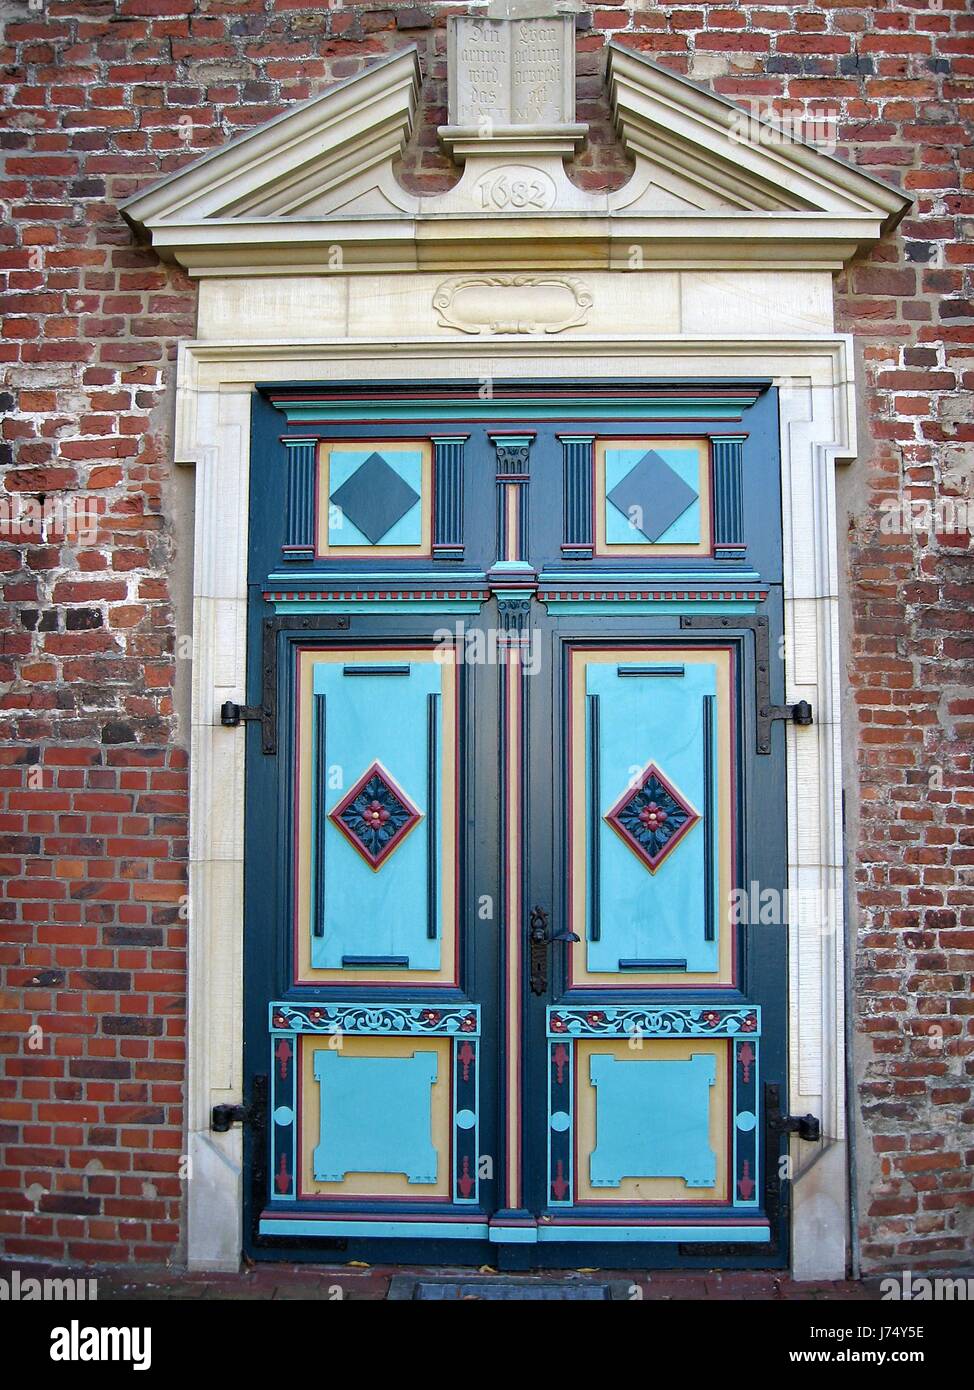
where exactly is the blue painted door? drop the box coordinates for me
[242,380,789,1267]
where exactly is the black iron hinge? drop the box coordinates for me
[221,613,350,755]
[774,1111,822,1142]
[211,1102,245,1132]
[679,614,813,754]
[212,1083,264,1134]
[766,1082,821,1143]
[220,702,263,728]
[762,699,813,729]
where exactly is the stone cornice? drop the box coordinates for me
[142,213,886,276]
[173,332,858,466]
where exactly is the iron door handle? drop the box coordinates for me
[529,907,580,995]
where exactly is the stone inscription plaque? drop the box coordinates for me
[448,15,575,128]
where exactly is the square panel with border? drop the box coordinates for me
[316,439,432,557]
[595,437,712,557]
[267,1003,481,1209]
[546,1006,761,1215]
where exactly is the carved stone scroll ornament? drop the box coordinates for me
[433,273,593,336]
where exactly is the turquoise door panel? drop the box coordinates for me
[313,1049,438,1183]
[589,1052,717,1189]
[311,661,442,970]
[585,661,720,974]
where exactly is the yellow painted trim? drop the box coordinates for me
[295,645,457,986]
[595,437,711,557]
[574,1037,729,1203]
[505,485,519,562]
[316,438,432,558]
[300,1035,451,1198]
[569,645,734,987]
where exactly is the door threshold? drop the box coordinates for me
[387,1274,633,1300]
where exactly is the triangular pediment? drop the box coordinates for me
[122,47,422,228]
[122,39,909,277]
[606,44,905,222]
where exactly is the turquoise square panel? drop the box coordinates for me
[589,1052,717,1189]
[605,446,701,545]
[327,448,423,547]
[313,1048,438,1183]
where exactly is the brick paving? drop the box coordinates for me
[2,1259,882,1301]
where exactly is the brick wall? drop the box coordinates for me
[0,0,971,1271]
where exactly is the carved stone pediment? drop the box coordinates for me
[122,28,910,277]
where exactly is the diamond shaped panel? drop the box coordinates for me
[329,452,420,545]
[604,762,699,873]
[606,450,698,544]
[328,760,422,869]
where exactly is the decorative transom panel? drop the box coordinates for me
[329,450,421,545]
[604,761,699,873]
[328,760,422,869]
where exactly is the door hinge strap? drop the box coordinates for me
[211,1076,268,1134]
[679,615,813,754]
[772,1111,821,1142]
[211,1102,248,1132]
[766,1079,821,1144]
[761,700,813,728]
[220,701,264,728]
[222,613,351,755]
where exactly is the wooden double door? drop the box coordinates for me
[241,382,790,1268]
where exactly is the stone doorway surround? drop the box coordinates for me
[121,31,910,1279]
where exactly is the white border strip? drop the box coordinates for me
[179,334,852,1278]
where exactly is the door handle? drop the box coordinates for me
[528,907,580,996]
